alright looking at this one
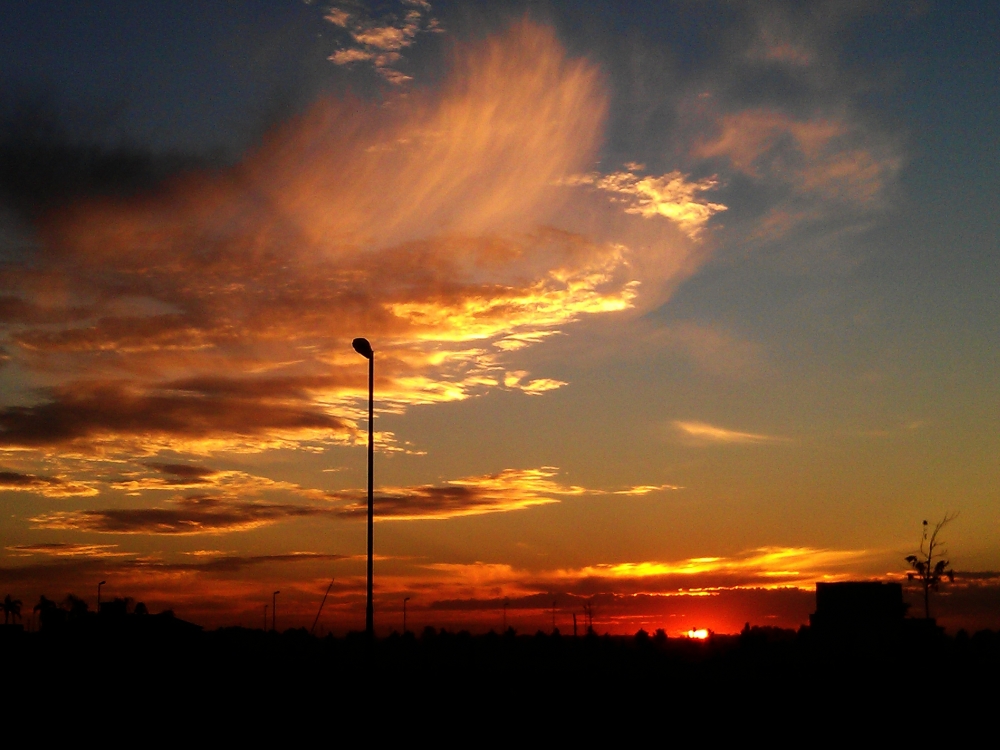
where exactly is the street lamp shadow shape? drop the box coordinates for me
[353,337,375,639]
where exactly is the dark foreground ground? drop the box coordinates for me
[3,622,998,733]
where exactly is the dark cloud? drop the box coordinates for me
[0,94,208,221]
[30,494,331,535]
[334,485,510,519]
[0,551,347,600]
[154,551,348,574]
[5,542,124,557]
[0,381,349,450]
[144,463,218,483]
[330,468,573,519]
[0,468,96,497]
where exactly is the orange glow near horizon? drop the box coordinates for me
[685,629,710,639]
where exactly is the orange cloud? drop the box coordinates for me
[568,547,872,590]
[673,420,787,444]
[3,23,666,459]
[332,467,585,521]
[570,166,727,240]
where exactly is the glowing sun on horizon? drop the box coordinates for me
[685,629,710,640]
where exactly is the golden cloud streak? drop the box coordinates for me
[673,420,787,444]
[572,547,870,584]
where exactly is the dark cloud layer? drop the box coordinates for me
[0,95,208,220]
[0,381,349,451]
[31,495,329,535]
[333,484,542,520]
[0,468,96,497]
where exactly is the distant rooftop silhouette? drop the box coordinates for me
[810,581,908,636]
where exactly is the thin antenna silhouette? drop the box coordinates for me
[311,580,335,635]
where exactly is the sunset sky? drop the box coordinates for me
[1,0,997,635]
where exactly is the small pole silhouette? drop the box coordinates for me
[573,613,577,638]
[97,580,106,614]
[503,598,509,632]
[403,596,410,634]
[272,590,280,632]
[311,580,335,635]
[552,599,557,632]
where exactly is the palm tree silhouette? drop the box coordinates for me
[2,595,22,625]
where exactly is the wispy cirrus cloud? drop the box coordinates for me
[612,483,681,496]
[673,420,788,445]
[694,109,897,211]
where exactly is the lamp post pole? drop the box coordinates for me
[97,580,106,615]
[353,337,375,639]
[272,590,279,632]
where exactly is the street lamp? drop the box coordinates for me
[97,580,106,615]
[353,337,375,639]
[403,596,410,634]
[272,591,280,632]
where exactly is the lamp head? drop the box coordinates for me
[99,580,106,586]
[352,337,373,359]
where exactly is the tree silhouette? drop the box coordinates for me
[33,595,61,630]
[905,513,957,620]
[3,595,22,625]
[63,594,89,620]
